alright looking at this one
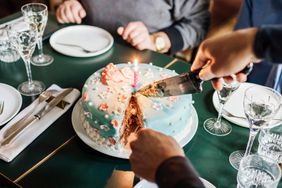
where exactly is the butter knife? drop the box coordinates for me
[0,88,73,146]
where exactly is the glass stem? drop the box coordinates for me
[37,37,43,58]
[215,102,224,128]
[23,58,33,86]
[244,129,259,157]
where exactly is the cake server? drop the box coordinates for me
[0,88,73,146]
[138,70,203,97]
[138,63,253,97]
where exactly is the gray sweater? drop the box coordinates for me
[81,0,210,54]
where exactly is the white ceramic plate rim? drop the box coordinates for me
[0,83,22,126]
[212,82,282,128]
[134,177,216,188]
[49,25,114,58]
[71,99,198,159]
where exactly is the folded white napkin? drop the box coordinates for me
[0,84,80,162]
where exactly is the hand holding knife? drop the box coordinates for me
[0,88,73,146]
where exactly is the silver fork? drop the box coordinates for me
[0,101,4,115]
[222,109,282,122]
[55,42,99,53]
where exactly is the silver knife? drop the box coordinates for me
[0,88,73,146]
[138,63,253,97]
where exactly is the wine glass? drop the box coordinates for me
[203,79,240,136]
[237,154,281,188]
[21,3,53,66]
[229,85,281,170]
[8,22,45,96]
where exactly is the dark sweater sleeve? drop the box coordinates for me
[254,26,282,63]
[160,0,210,54]
[155,156,205,188]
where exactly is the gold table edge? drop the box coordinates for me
[14,135,76,183]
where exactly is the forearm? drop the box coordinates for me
[155,156,204,188]
[154,0,209,54]
[171,0,210,51]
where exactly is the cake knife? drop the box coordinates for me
[0,88,73,146]
[138,64,253,97]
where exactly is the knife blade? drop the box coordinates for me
[138,63,253,97]
[138,70,203,97]
[0,88,73,146]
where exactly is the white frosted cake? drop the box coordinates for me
[81,63,193,151]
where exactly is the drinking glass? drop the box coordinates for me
[203,79,240,136]
[237,154,281,188]
[8,22,45,96]
[0,27,20,63]
[229,86,282,169]
[21,3,53,66]
[258,125,282,163]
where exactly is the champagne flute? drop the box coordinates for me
[8,22,45,96]
[203,79,240,136]
[229,86,281,170]
[21,3,53,66]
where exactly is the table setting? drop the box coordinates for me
[0,85,80,162]
[0,2,282,188]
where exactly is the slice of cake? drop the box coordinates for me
[120,94,144,145]
[81,63,192,151]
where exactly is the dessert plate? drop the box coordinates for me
[50,25,114,57]
[212,82,282,128]
[72,99,198,159]
[134,178,216,188]
[0,83,22,126]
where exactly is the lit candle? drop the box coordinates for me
[133,59,139,88]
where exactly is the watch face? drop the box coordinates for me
[156,36,165,51]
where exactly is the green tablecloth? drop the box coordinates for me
[0,13,281,188]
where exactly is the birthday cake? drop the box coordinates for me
[81,63,193,151]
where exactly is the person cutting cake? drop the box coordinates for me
[130,26,282,188]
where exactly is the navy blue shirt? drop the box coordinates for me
[236,0,282,85]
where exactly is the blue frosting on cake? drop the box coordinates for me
[82,63,192,146]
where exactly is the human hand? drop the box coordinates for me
[56,0,86,24]
[117,22,156,51]
[129,128,184,182]
[191,28,260,90]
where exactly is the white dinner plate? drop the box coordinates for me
[71,99,198,159]
[134,178,216,188]
[50,25,114,57]
[0,83,22,126]
[212,82,282,128]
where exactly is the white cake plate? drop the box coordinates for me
[71,99,198,159]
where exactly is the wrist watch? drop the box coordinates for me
[154,35,166,52]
